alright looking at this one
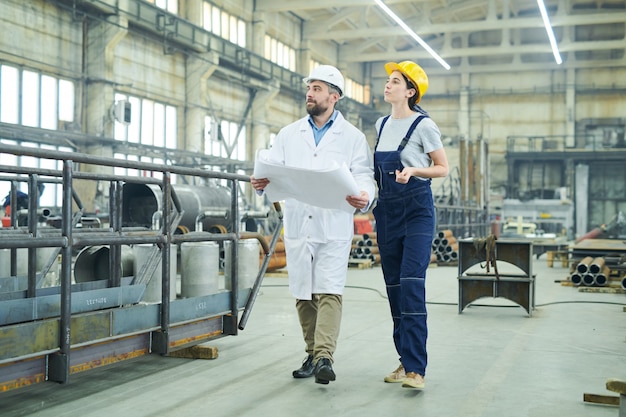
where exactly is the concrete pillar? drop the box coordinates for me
[249,79,280,207]
[84,15,128,142]
[80,16,128,211]
[458,72,470,140]
[299,40,312,76]
[250,79,281,153]
[251,11,266,56]
[186,0,203,26]
[565,69,576,147]
[575,163,589,238]
[185,52,220,153]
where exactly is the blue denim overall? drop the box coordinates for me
[372,115,435,376]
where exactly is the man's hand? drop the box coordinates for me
[250,176,270,191]
[346,191,369,210]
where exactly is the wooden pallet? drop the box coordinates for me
[578,287,626,294]
[348,258,373,269]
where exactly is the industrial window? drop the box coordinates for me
[204,116,246,162]
[268,132,276,149]
[309,60,323,76]
[113,152,167,181]
[202,2,246,48]
[0,139,72,209]
[0,64,76,209]
[344,78,369,105]
[113,93,177,181]
[308,60,369,104]
[264,36,296,72]
[145,0,178,14]
[0,64,75,129]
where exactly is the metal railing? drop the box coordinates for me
[0,142,281,386]
[506,134,626,153]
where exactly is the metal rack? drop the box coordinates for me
[457,238,535,316]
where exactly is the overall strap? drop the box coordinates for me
[374,115,391,150]
[397,115,428,151]
[375,114,429,151]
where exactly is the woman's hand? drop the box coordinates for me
[395,169,412,184]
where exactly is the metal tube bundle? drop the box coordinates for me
[569,256,612,287]
[351,233,380,264]
[432,229,458,263]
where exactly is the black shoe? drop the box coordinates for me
[314,358,335,385]
[292,355,315,378]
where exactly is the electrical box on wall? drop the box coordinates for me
[114,100,132,124]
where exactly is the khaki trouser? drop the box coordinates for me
[296,294,342,363]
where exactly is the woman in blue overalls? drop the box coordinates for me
[373,61,449,389]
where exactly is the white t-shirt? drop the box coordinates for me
[374,112,443,181]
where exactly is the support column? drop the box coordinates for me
[81,16,128,211]
[185,52,220,153]
[458,72,471,205]
[565,69,576,147]
[185,0,203,26]
[250,79,280,207]
[251,12,266,56]
[299,40,312,76]
[575,163,589,238]
[459,72,470,140]
[250,79,281,153]
[84,15,128,142]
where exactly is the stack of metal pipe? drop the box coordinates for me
[431,229,458,264]
[570,256,610,286]
[351,233,380,264]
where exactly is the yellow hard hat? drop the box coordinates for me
[384,61,429,103]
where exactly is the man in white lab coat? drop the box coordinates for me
[251,65,375,385]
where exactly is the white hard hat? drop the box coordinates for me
[302,65,345,98]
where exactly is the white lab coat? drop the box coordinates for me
[263,111,375,299]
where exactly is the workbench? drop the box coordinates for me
[458,239,535,316]
[530,236,568,259]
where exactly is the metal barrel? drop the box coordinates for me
[180,241,219,297]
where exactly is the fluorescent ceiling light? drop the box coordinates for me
[537,0,563,64]
[374,0,451,70]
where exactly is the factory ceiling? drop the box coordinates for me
[255,0,626,76]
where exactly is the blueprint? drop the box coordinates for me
[253,149,360,213]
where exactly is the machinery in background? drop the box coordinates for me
[576,211,626,242]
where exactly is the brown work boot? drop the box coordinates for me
[383,364,405,383]
[402,372,425,389]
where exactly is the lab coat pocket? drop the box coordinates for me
[283,200,306,239]
[325,211,352,240]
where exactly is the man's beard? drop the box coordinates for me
[306,101,327,117]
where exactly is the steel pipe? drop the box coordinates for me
[582,273,595,286]
[589,257,605,274]
[576,256,594,274]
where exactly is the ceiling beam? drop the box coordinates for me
[366,56,626,80]
[304,11,626,40]
[343,38,626,62]
[255,0,433,12]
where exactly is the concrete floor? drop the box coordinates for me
[1,256,625,417]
